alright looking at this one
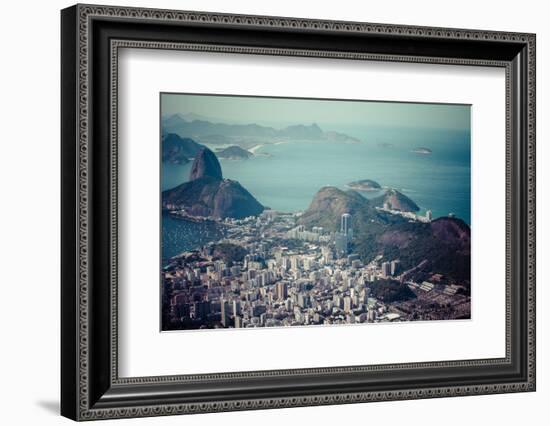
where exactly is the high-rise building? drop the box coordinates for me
[341,213,352,236]
[220,300,230,327]
[285,298,293,311]
[193,301,210,320]
[322,246,333,263]
[252,304,266,317]
[426,210,433,221]
[368,309,376,322]
[275,281,288,301]
[390,260,401,276]
[343,296,352,313]
[174,303,191,320]
[297,293,311,308]
[335,232,348,257]
[232,300,241,316]
[381,261,391,278]
[234,315,242,328]
[281,256,290,271]
[257,275,266,287]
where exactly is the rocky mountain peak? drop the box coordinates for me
[189,147,223,181]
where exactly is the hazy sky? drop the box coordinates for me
[161,93,471,131]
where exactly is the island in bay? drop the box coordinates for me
[346,179,382,191]
[412,147,433,155]
[215,145,253,160]
[160,93,471,331]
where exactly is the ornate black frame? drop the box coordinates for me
[61,4,536,421]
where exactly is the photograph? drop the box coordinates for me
[55,2,537,421]
[160,93,472,331]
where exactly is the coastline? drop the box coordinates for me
[248,144,265,154]
[249,140,291,154]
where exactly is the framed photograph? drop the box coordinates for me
[61,4,536,421]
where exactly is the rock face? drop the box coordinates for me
[189,148,223,180]
[371,189,420,212]
[163,147,264,219]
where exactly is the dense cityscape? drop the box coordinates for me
[162,206,471,331]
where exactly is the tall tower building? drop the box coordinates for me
[426,210,433,221]
[290,256,300,271]
[341,213,352,236]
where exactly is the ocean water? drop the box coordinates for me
[162,126,471,220]
[162,213,226,261]
[162,126,470,261]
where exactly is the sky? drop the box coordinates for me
[161,93,471,131]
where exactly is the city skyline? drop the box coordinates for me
[162,207,470,331]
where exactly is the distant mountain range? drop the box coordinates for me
[161,114,361,147]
